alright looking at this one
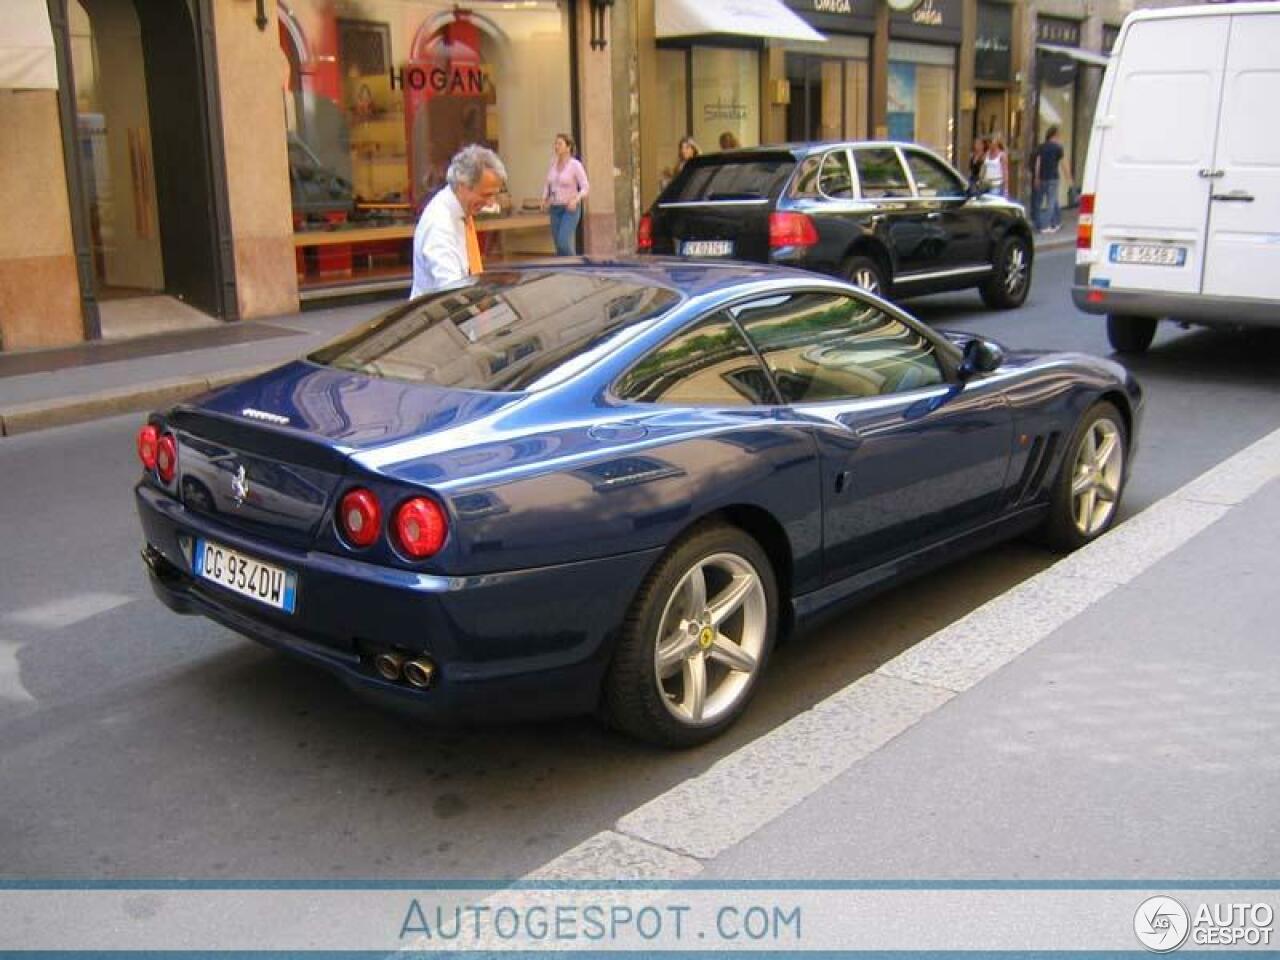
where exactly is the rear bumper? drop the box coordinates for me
[136,484,662,722]
[1072,274,1280,327]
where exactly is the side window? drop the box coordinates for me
[818,150,853,199]
[853,148,912,199]
[734,293,945,403]
[615,313,773,406]
[903,151,966,198]
[787,155,822,199]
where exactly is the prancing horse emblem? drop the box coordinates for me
[230,465,249,507]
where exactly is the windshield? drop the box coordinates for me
[308,272,682,392]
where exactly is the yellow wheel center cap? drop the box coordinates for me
[698,627,714,650]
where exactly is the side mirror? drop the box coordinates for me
[959,337,1005,380]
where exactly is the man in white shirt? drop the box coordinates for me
[410,144,507,298]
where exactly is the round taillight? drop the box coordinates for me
[338,488,382,548]
[137,425,159,470]
[156,433,177,484]
[393,497,448,559]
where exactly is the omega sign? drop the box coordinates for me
[813,0,853,12]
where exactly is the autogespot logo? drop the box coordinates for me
[1135,896,1191,952]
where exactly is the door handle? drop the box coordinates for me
[1198,168,1225,179]
[1211,190,1254,203]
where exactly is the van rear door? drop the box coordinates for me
[1202,12,1280,300]
[1088,15,1230,295]
[650,153,796,263]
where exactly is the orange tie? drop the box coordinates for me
[465,216,483,276]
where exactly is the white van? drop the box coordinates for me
[1071,2,1280,353]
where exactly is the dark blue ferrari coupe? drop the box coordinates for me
[136,260,1141,746]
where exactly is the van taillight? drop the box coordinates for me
[1077,193,1094,250]
[637,214,653,251]
[769,212,819,249]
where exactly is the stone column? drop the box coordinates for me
[871,1,890,139]
[211,0,298,319]
[577,0,619,256]
[0,89,83,351]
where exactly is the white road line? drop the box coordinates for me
[528,425,1280,880]
[4,592,133,631]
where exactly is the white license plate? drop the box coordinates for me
[1109,243,1187,267]
[681,240,734,257]
[194,538,297,613]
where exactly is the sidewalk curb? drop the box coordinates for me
[0,365,274,438]
[525,426,1280,881]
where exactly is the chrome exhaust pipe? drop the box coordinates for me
[403,658,436,689]
[373,652,406,681]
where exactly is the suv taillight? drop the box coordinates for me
[1077,193,1094,250]
[393,497,448,559]
[769,212,818,249]
[338,488,382,548]
[637,213,653,251]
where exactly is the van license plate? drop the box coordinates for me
[194,538,297,613]
[681,240,734,257]
[1109,243,1187,267]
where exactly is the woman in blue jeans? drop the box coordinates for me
[542,133,590,255]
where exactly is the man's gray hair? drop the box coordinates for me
[446,144,507,188]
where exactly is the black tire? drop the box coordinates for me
[844,255,889,300]
[1106,314,1158,354]
[1043,401,1128,552]
[601,523,778,748]
[979,234,1033,309]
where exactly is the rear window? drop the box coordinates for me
[663,155,797,202]
[309,272,680,392]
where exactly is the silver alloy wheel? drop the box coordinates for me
[1004,243,1028,296]
[653,551,768,726]
[1071,417,1124,536]
[852,267,881,296]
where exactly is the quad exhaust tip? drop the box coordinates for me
[373,652,406,681]
[403,658,436,689]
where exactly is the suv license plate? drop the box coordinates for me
[194,538,297,613]
[681,240,734,257]
[1109,243,1187,267]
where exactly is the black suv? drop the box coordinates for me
[639,141,1034,309]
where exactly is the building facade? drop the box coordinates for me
[1,0,625,352]
[0,0,1181,353]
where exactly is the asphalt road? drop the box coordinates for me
[2,247,1277,880]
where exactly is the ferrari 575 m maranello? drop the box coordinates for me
[136,260,1141,746]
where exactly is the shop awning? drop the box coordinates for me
[0,0,57,90]
[656,0,825,43]
[1036,42,1110,68]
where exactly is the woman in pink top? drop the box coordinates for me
[542,133,589,255]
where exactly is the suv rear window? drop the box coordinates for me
[309,272,680,392]
[663,155,797,202]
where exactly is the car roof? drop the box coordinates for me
[706,141,942,160]
[486,256,825,299]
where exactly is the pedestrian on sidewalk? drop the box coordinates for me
[1032,125,1074,233]
[541,133,589,256]
[982,136,1009,197]
[410,144,507,299]
[969,136,989,190]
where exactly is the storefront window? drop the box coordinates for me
[279,0,572,292]
[887,42,956,162]
[654,48,689,193]
[690,47,759,152]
